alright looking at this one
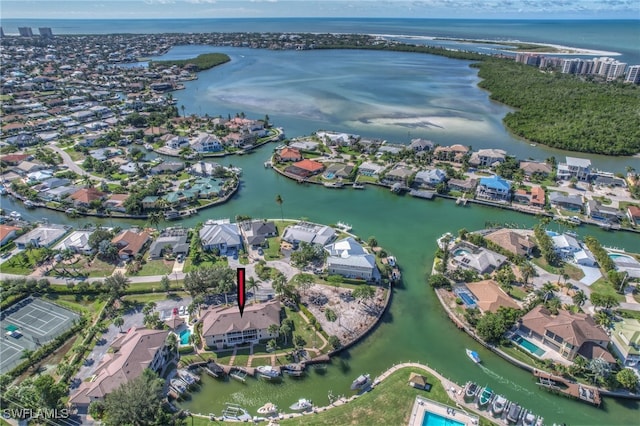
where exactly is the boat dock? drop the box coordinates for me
[456,194,468,205]
[409,189,436,200]
[203,362,225,378]
[533,369,601,406]
[229,367,250,382]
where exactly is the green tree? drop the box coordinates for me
[590,293,620,310]
[572,289,587,307]
[428,273,451,290]
[114,316,124,332]
[294,273,314,295]
[495,265,516,293]
[293,334,306,349]
[476,312,509,343]
[616,368,639,391]
[246,276,261,303]
[275,194,284,221]
[104,272,130,300]
[352,285,375,306]
[328,335,341,350]
[160,275,171,294]
[279,323,292,345]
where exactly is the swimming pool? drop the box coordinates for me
[546,231,559,237]
[179,329,191,345]
[325,172,335,179]
[453,248,471,257]
[513,335,545,357]
[609,253,635,262]
[422,411,465,426]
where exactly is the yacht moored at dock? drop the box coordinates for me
[289,398,313,411]
[350,373,371,391]
[256,365,281,380]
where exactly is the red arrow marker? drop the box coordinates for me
[237,268,246,317]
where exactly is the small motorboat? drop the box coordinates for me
[9,211,21,220]
[169,379,186,394]
[506,403,522,424]
[256,365,281,380]
[477,387,493,409]
[464,382,480,403]
[522,410,537,426]
[257,403,278,415]
[466,348,481,364]
[289,398,312,411]
[350,373,371,391]
[491,395,508,417]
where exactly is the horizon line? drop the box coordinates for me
[3,17,640,21]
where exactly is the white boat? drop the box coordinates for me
[324,181,344,188]
[387,256,396,267]
[352,183,365,189]
[522,410,537,426]
[466,348,481,364]
[350,373,371,391]
[222,403,252,421]
[336,221,352,231]
[177,369,197,385]
[256,365,281,379]
[169,379,186,394]
[23,200,35,208]
[491,395,508,417]
[9,211,21,220]
[144,143,154,151]
[289,398,312,411]
[257,403,278,415]
[569,216,582,225]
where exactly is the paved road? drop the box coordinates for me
[48,143,91,177]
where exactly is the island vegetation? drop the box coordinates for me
[150,52,230,71]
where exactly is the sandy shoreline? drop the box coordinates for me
[373,33,621,57]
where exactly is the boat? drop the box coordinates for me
[177,369,198,385]
[569,216,582,225]
[506,402,522,424]
[164,210,180,220]
[256,365,281,380]
[23,200,35,208]
[598,222,612,230]
[466,348,481,364]
[352,183,365,189]
[564,230,578,237]
[222,403,252,422]
[336,221,352,232]
[477,387,493,409]
[350,373,371,391]
[464,382,480,403]
[0,186,6,195]
[289,398,313,411]
[522,410,537,426]
[387,256,396,267]
[491,395,508,417]
[257,403,278,415]
[9,211,21,220]
[535,416,544,426]
[144,143,154,151]
[323,181,344,188]
[230,367,248,382]
[169,379,187,394]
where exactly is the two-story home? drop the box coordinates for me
[469,149,507,168]
[476,175,511,202]
[191,134,223,153]
[277,147,302,162]
[549,192,584,212]
[240,220,278,248]
[519,161,553,180]
[610,318,640,368]
[414,168,446,188]
[586,200,624,223]
[451,242,507,275]
[200,300,281,349]
[282,222,336,248]
[358,161,386,177]
[513,187,545,208]
[433,144,468,162]
[484,229,536,257]
[69,187,106,208]
[324,237,380,281]
[557,157,591,181]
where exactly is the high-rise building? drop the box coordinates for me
[18,27,33,37]
[625,65,640,84]
[39,27,53,38]
[0,27,4,38]
[608,62,627,80]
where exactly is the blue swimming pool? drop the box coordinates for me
[179,329,191,345]
[422,411,465,426]
[609,253,634,261]
[325,172,335,179]
[546,231,559,237]
[459,293,476,307]
[453,248,470,256]
[513,335,545,357]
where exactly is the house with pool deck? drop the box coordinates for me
[450,242,507,275]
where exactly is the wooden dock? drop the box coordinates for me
[533,369,601,406]
[409,189,436,200]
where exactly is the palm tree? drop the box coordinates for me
[275,194,284,221]
[541,282,556,303]
[114,316,124,332]
[147,211,163,230]
[166,333,178,357]
[247,277,261,303]
[520,262,537,289]
[572,289,587,307]
[267,324,279,338]
[279,323,291,345]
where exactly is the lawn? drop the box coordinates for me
[135,259,174,276]
[183,256,227,272]
[508,286,528,301]
[62,147,84,162]
[279,366,493,426]
[589,277,626,302]
[284,307,322,350]
[355,175,379,184]
[250,356,273,367]
[263,237,283,259]
[530,256,583,280]
[52,294,107,318]
[123,291,189,304]
[616,309,640,321]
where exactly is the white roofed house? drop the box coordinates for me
[451,243,507,275]
[54,230,94,255]
[551,233,582,260]
[200,300,281,350]
[281,222,336,248]
[357,161,386,177]
[414,168,446,188]
[469,149,507,168]
[408,138,434,152]
[324,237,380,281]
[199,220,243,255]
[190,133,223,153]
[557,156,591,181]
[166,135,189,150]
[14,224,68,250]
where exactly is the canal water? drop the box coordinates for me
[4,45,640,425]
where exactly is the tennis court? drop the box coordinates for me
[0,298,80,374]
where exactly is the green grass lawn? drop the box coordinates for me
[62,147,84,162]
[279,366,492,426]
[616,309,640,321]
[508,286,528,301]
[284,307,322,349]
[590,277,626,302]
[84,258,117,278]
[52,294,107,318]
[183,256,227,272]
[124,291,189,304]
[135,259,174,276]
[250,356,273,367]
[232,355,250,366]
[530,256,583,281]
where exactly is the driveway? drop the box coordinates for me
[575,264,602,286]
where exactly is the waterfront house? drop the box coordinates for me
[289,140,320,152]
[284,159,324,178]
[592,173,626,187]
[557,157,591,181]
[282,221,336,248]
[451,243,507,275]
[476,175,511,202]
[469,149,507,168]
[26,170,53,184]
[277,147,302,162]
[240,220,278,248]
[323,163,354,180]
[103,194,129,213]
[549,192,584,212]
[484,229,536,257]
[148,228,189,259]
[433,144,469,163]
[199,220,242,255]
[149,162,184,175]
[111,229,151,260]
[188,161,224,177]
[409,138,434,152]
[41,185,79,202]
[610,318,640,368]
[414,168,446,187]
[0,153,31,166]
[586,200,624,223]
[518,306,614,363]
[53,230,94,255]
[464,280,520,313]
[0,225,21,246]
[519,161,553,179]
[384,165,414,184]
[358,161,386,177]
[316,131,357,146]
[14,224,67,249]
[190,133,223,153]
[166,136,189,150]
[447,177,478,193]
[324,237,379,281]
[68,327,171,412]
[513,186,545,208]
[200,300,281,349]
[69,187,106,208]
[573,249,597,267]
[551,233,582,260]
[15,161,46,175]
[89,148,119,161]
[36,177,71,192]
[627,206,640,226]
[141,195,159,210]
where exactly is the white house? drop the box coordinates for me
[414,168,446,187]
[324,237,379,281]
[199,220,242,255]
[190,134,223,153]
[54,230,94,255]
[551,233,582,259]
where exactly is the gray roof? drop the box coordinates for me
[200,223,242,248]
[549,192,583,206]
[566,156,591,168]
[327,253,377,269]
[242,220,277,246]
[15,224,67,248]
[324,237,367,257]
[282,222,336,246]
[149,234,189,258]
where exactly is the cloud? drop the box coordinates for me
[184,0,217,3]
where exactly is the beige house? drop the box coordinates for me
[200,300,281,349]
[484,229,536,257]
[68,327,170,412]
[465,280,520,313]
[518,306,614,363]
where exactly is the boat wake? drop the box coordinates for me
[478,364,534,396]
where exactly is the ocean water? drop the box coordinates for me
[2,18,639,63]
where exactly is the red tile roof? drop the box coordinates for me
[279,147,302,160]
[70,187,106,204]
[0,154,30,164]
[0,225,21,243]
[292,159,324,173]
[112,230,150,257]
[628,206,640,219]
[531,187,545,206]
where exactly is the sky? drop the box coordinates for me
[1,0,639,20]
